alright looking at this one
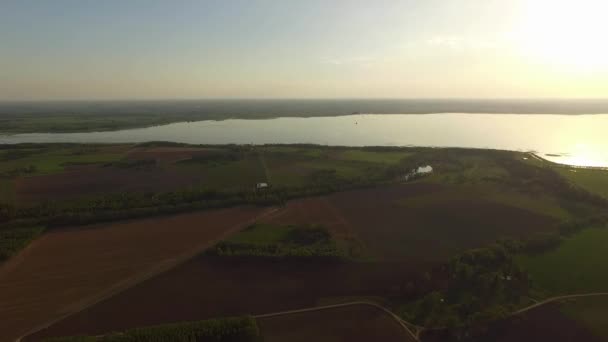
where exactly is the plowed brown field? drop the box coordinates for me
[28,257,428,340]
[258,304,416,342]
[27,183,559,340]
[0,206,267,342]
[266,183,558,261]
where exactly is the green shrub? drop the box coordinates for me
[206,224,342,259]
[44,316,260,342]
[0,226,44,261]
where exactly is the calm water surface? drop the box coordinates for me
[1,114,607,168]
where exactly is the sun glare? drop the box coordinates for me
[516,0,608,72]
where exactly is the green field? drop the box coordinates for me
[2,143,605,270]
[0,178,15,202]
[557,168,608,199]
[337,150,411,164]
[262,150,385,187]
[178,154,267,190]
[0,146,125,176]
[482,189,572,220]
[517,228,608,295]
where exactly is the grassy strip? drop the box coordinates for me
[557,168,608,199]
[517,226,608,295]
[205,223,343,258]
[0,226,44,261]
[43,316,260,342]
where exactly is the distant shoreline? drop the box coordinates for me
[2,98,608,134]
[530,153,608,171]
[2,108,608,134]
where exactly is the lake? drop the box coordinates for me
[1,113,607,168]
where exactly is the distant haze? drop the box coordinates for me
[1,0,607,100]
[2,99,608,116]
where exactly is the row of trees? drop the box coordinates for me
[45,316,260,342]
[206,225,343,259]
[0,172,395,229]
[0,226,44,261]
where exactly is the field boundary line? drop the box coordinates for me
[15,207,279,342]
[512,292,608,316]
[254,301,422,342]
[257,149,271,183]
[0,235,46,280]
[421,292,608,334]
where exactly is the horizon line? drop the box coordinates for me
[2,97,608,103]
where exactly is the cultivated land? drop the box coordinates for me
[262,183,559,262]
[517,228,608,295]
[258,303,416,342]
[557,168,608,199]
[561,296,608,340]
[29,257,429,340]
[505,226,608,339]
[0,143,607,341]
[0,207,266,342]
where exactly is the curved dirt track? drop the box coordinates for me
[255,293,608,342]
[255,301,421,341]
[512,292,608,315]
[0,206,274,342]
[257,301,420,342]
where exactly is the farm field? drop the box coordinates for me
[1,143,606,341]
[0,206,266,342]
[265,183,559,262]
[557,168,608,199]
[29,256,430,340]
[427,304,604,342]
[561,296,608,340]
[517,228,608,295]
[14,145,266,203]
[31,182,564,340]
[258,304,416,342]
[10,144,411,203]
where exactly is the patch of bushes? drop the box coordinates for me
[207,241,342,258]
[283,226,331,245]
[0,165,37,177]
[43,316,260,342]
[206,224,342,259]
[309,169,340,184]
[0,226,44,261]
[135,141,189,148]
[1,177,386,230]
[0,149,39,161]
[104,159,156,169]
[179,151,243,165]
[401,243,530,332]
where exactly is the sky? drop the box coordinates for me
[1,0,607,100]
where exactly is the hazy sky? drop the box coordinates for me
[1,0,607,100]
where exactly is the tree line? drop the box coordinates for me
[43,316,260,342]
